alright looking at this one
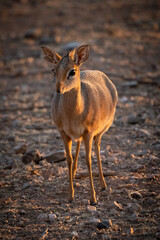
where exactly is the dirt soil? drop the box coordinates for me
[0,0,160,239]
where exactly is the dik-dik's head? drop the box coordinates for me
[41,45,89,94]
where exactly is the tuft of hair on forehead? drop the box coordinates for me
[60,54,70,64]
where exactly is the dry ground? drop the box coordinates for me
[0,0,160,239]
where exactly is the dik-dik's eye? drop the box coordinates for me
[52,69,56,75]
[68,69,76,79]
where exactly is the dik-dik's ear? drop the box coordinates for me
[41,47,61,64]
[70,45,89,66]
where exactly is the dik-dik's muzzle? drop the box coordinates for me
[56,82,63,94]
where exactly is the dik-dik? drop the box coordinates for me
[41,45,118,205]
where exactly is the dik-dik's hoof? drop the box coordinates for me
[101,187,107,191]
[90,200,97,206]
[68,199,74,204]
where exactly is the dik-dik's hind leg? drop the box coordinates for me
[72,140,81,179]
[60,130,74,202]
[83,132,97,205]
[94,134,107,190]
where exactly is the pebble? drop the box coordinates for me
[21,85,30,93]
[13,144,27,154]
[127,114,142,124]
[18,221,25,227]
[24,28,42,39]
[89,218,100,224]
[71,231,79,238]
[19,209,26,215]
[22,182,31,190]
[126,203,142,213]
[7,135,16,142]
[82,199,90,205]
[22,149,42,164]
[87,205,97,214]
[1,114,11,122]
[40,36,54,44]
[128,213,139,222]
[119,96,128,103]
[97,220,111,230]
[135,149,148,157]
[129,191,142,200]
[48,213,56,222]
[11,119,21,127]
[123,81,138,87]
[109,208,117,215]
[70,209,80,216]
[37,213,48,222]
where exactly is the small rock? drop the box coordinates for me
[130,164,145,172]
[19,209,26,215]
[22,149,42,164]
[126,203,142,213]
[18,221,25,227]
[7,135,16,142]
[48,213,56,222]
[128,114,143,124]
[37,213,48,222]
[71,231,79,238]
[119,96,128,103]
[109,208,117,215]
[87,205,97,214]
[89,218,100,224]
[21,85,29,93]
[22,182,31,190]
[129,191,143,200]
[40,36,54,44]
[70,209,80,216]
[13,144,27,154]
[82,199,90,205]
[1,114,10,122]
[128,212,139,222]
[123,81,138,87]
[11,119,21,127]
[135,149,148,157]
[24,28,42,39]
[97,220,111,230]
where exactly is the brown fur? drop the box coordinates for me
[41,45,118,204]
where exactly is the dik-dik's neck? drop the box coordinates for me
[62,82,83,114]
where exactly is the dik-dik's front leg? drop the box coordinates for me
[94,134,107,190]
[60,130,74,202]
[72,140,81,179]
[83,132,97,205]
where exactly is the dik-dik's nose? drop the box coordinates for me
[56,82,62,94]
